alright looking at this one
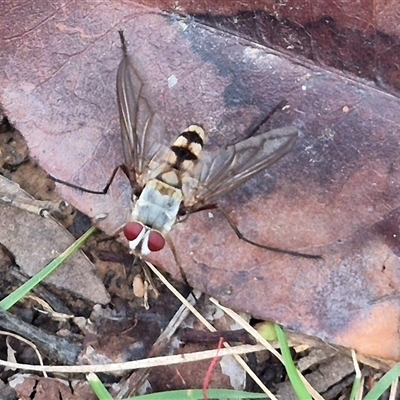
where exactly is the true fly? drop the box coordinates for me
[116,31,318,259]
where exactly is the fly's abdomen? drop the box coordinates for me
[166,125,205,172]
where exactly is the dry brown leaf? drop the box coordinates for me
[9,374,96,400]
[1,1,400,361]
[0,176,110,304]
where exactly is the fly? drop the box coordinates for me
[116,31,318,259]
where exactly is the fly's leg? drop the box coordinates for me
[213,205,322,260]
[242,99,288,140]
[165,234,192,287]
[48,32,132,195]
[48,164,129,195]
[118,29,128,57]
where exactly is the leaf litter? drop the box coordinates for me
[1,0,400,398]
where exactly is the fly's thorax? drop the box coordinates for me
[157,169,181,189]
[132,178,183,233]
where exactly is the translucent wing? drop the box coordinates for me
[116,46,168,187]
[184,126,298,210]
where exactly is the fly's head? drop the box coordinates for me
[123,221,166,255]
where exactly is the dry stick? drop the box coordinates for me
[118,287,203,398]
[0,344,266,374]
[0,308,81,365]
[0,174,70,218]
[143,262,278,400]
[210,298,325,400]
[9,267,73,315]
[0,330,47,377]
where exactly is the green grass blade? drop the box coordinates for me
[87,373,114,400]
[86,380,269,400]
[348,349,362,400]
[363,363,400,400]
[0,226,97,310]
[123,388,268,399]
[275,325,312,400]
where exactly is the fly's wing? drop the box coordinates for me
[184,126,298,210]
[116,48,169,187]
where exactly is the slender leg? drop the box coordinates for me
[166,234,192,286]
[48,164,127,195]
[242,99,288,140]
[216,205,322,260]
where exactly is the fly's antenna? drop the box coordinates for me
[118,29,128,57]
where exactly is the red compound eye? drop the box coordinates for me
[148,230,165,252]
[123,222,144,241]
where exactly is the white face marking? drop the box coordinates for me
[140,230,152,255]
[128,225,146,252]
[128,227,152,255]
